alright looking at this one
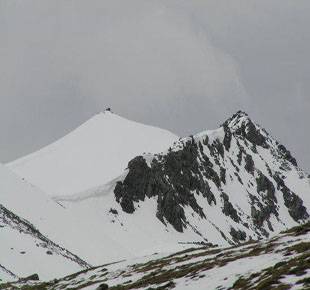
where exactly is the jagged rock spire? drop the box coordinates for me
[221,111,269,148]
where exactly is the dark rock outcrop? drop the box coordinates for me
[282,188,309,222]
[273,173,309,222]
[114,156,151,214]
[221,192,240,223]
[256,172,276,200]
[113,111,309,242]
[19,273,39,282]
[277,144,297,167]
[97,283,109,290]
[230,227,247,243]
[114,140,207,232]
[244,154,254,174]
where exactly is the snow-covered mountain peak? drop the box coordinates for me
[8,112,178,196]
[83,108,120,123]
[219,111,299,168]
[101,111,310,245]
[1,111,310,280]
[224,110,250,127]
[195,111,263,147]
[222,110,261,134]
[44,112,309,261]
[222,110,269,145]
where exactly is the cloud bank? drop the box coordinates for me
[0,0,249,161]
[6,1,310,172]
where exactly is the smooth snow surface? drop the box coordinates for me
[0,163,191,268]
[0,164,87,281]
[8,111,178,195]
[0,163,64,233]
[0,226,82,281]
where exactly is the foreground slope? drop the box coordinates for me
[0,162,132,267]
[8,110,178,196]
[0,164,89,281]
[3,223,309,289]
[0,162,189,267]
[0,204,88,282]
[55,111,310,256]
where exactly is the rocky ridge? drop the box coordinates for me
[114,111,310,244]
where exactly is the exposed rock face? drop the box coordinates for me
[277,144,298,167]
[115,156,151,214]
[244,154,254,174]
[221,192,240,223]
[115,141,206,232]
[230,227,247,243]
[96,283,109,290]
[114,111,310,244]
[224,111,269,148]
[255,172,277,222]
[19,274,40,282]
[273,173,309,222]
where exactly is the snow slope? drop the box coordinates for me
[0,163,65,234]
[54,193,205,264]
[0,164,191,268]
[0,204,88,282]
[0,164,89,281]
[0,162,190,269]
[9,223,310,290]
[8,110,178,196]
[53,111,310,260]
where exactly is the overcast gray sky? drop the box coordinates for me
[0,0,309,171]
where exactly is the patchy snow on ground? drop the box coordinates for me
[8,223,308,290]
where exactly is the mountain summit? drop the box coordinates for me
[108,111,309,245]
[8,111,178,195]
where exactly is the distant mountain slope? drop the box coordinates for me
[0,163,80,247]
[0,263,16,283]
[0,164,89,282]
[4,223,310,290]
[8,110,178,196]
[0,162,187,268]
[0,204,89,282]
[55,111,310,256]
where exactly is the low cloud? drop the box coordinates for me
[0,1,248,144]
